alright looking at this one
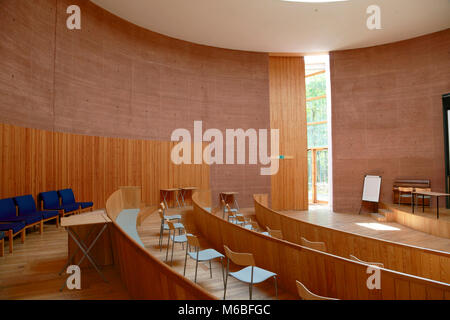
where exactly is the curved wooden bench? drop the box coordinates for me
[254,194,450,284]
[193,190,450,300]
[105,187,215,300]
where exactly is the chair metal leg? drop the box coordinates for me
[194,258,199,283]
[183,245,189,276]
[165,231,171,261]
[159,224,164,251]
[274,276,278,299]
[220,258,225,288]
[249,283,253,300]
[171,240,175,266]
[223,259,229,300]
[209,260,212,278]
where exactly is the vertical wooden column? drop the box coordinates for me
[269,56,308,210]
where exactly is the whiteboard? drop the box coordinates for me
[362,175,382,202]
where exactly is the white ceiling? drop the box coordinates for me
[91,0,450,53]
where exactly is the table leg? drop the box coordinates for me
[180,190,186,207]
[58,224,97,275]
[60,224,108,291]
[175,190,181,208]
[412,193,415,213]
[422,195,425,213]
[437,197,439,219]
[162,191,169,209]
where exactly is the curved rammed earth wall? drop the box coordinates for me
[0,0,271,207]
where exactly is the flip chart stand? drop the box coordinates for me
[358,175,382,214]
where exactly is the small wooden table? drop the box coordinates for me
[412,191,450,219]
[179,187,198,207]
[160,188,181,208]
[219,191,240,211]
[59,211,112,290]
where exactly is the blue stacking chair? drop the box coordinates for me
[0,198,43,233]
[0,221,25,253]
[223,245,277,300]
[58,189,93,213]
[39,191,79,217]
[158,209,184,251]
[0,231,4,257]
[183,234,225,284]
[14,195,59,228]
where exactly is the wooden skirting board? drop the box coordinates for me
[380,203,450,238]
[254,194,450,285]
[105,187,215,300]
[192,191,450,300]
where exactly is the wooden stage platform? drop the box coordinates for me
[380,203,450,239]
[283,205,450,252]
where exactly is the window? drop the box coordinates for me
[305,57,330,204]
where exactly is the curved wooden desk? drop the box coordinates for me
[254,194,450,284]
[193,190,450,300]
[105,187,215,300]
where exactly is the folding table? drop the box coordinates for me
[180,187,198,206]
[59,210,112,291]
[160,188,181,208]
[219,191,240,211]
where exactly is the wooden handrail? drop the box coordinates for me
[105,187,215,300]
[254,194,450,284]
[192,191,450,299]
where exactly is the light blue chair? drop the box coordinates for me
[166,220,188,266]
[183,234,225,283]
[223,245,277,300]
[160,202,181,221]
[158,209,184,251]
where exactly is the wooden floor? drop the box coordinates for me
[0,223,129,300]
[284,205,450,252]
[138,207,295,300]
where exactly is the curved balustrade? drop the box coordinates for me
[105,187,215,300]
[192,190,450,300]
[254,194,450,284]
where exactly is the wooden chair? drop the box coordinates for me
[398,187,413,206]
[223,245,277,300]
[158,209,184,251]
[296,280,338,300]
[160,202,181,221]
[349,254,384,268]
[39,191,80,217]
[300,237,327,252]
[183,234,224,283]
[235,215,252,229]
[14,195,59,230]
[0,222,25,253]
[58,189,93,213]
[224,204,238,223]
[0,231,4,257]
[266,226,283,240]
[166,220,188,266]
[414,187,432,209]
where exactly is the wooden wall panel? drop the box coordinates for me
[0,123,210,209]
[331,30,450,213]
[193,191,450,300]
[254,194,450,284]
[269,57,308,210]
[0,0,271,208]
